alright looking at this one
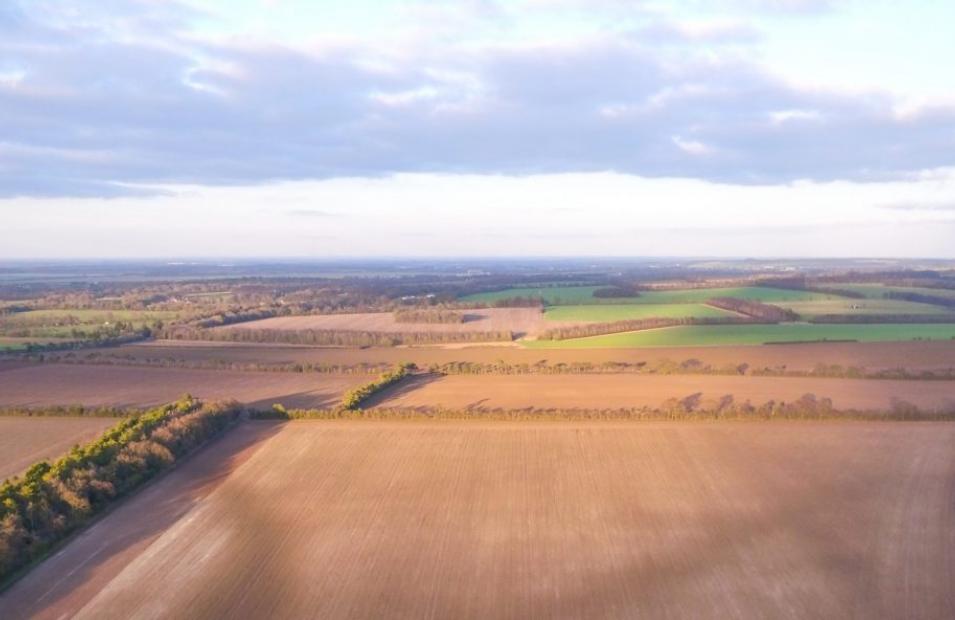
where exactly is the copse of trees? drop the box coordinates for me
[340,363,416,410]
[392,309,465,324]
[491,296,545,308]
[0,397,242,580]
[592,286,642,298]
[706,297,797,322]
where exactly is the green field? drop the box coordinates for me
[780,299,955,318]
[464,285,836,306]
[632,287,835,304]
[462,286,626,304]
[525,324,955,348]
[0,337,70,351]
[544,303,734,322]
[0,309,178,338]
[829,284,955,300]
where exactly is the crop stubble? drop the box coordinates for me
[2,421,953,619]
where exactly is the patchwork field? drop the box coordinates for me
[0,364,365,409]
[464,285,837,305]
[375,374,955,411]
[0,417,118,482]
[3,421,953,618]
[0,309,177,338]
[527,323,955,348]
[833,284,955,300]
[216,308,552,337]
[88,339,955,372]
[780,298,954,317]
[544,303,734,322]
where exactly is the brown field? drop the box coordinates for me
[215,308,561,337]
[377,373,955,411]
[0,417,117,482]
[0,364,365,409]
[112,338,955,372]
[3,421,953,618]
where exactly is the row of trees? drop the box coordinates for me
[392,309,465,324]
[249,395,953,422]
[160,326,516,346]
[706,297,797,322]
[27,353,389,375]
[0,397,242,580]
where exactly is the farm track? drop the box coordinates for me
[2,421,953,618]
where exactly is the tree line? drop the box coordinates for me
[249,396,954,422]
[339,363,416,410]
[0,397,241,581]
[159,326,515,346]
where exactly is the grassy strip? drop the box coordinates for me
[0,397,242,582]
[249,399,955,422]
[0,405,133,418]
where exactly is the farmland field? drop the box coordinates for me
[831,284,955,300]
[779,298,954,317]
[462,285,835,305]
[0,309,178,338]
[0,364,366,409]
[3,421,953,619]
[544,303,734,322]
[0,417,118,482]
[0,337,71,351]
[527,323,955,348]
[375,373,955,411]
[461,285,620,304]
[92,339,955,372]
[215,307,551,337]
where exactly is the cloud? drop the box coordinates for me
[0,0,953,198]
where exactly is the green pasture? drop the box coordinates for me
[544,303,734,322]
[463,285,837,306]
[780,299,955,318]
[828,284,955,301]
[524,323,955,348]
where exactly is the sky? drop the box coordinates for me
[2,0,954,258]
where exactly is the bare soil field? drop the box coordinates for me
[3,421,953,618]
[111,339,955,372]
[0,364,365,409]
[215,308,562,337]
[0,417,118,482]
[377,374,955,411]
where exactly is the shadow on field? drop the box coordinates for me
[362,372,444,407]
[0,420,285,619]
